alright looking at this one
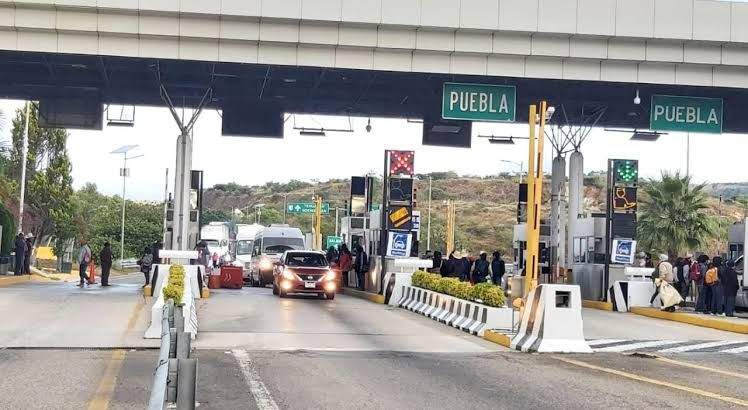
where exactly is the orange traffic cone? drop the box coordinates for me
[88,262,97,285]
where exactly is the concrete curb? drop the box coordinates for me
[582,300,614,311]
[0,275,30,287]
[341,288,385,304]
[630,307,748,334]
[483,329,512,348]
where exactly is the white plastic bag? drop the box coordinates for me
[659,282,683,308]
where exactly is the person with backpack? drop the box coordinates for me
[694,255,710,313]
[77,239,92,287]
[137,246,154,288]
[471,252,490,284]
[704,260,721,315]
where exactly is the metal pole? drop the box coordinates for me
[380,151,389,293]
[686,132,690,177]
[120,155,127,261]
[18,101,30,233]
[335,207,339,236]
[283,194,287,224]
[519,161,524,184]
[163,168,169,247]
[604,159,613,302]
[427,176,432,251]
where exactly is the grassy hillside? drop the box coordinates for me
[203,174,746,257]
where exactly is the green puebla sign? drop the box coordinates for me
[650,95,723,134]
[442,83,516,122]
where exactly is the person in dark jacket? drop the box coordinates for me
[711,256,724,315]
[440,251,456,277]
[491,251,506,286]
[151,241,162,266]
[472,252,490,284]
[695,254,710,313]
[429,251,443,274]
[137,246,154,288]
[722,260,739,317]
[23,235,33,275]
[354,245,368,291]
[13,233,25,276]
[452,251,471,282]
[99,242,113,287]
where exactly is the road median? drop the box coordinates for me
[630,307,748,334]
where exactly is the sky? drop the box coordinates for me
[0,99,747,202]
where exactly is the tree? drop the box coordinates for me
[637,172,717,257]
[8,104,75,251]
[201,208,231,225]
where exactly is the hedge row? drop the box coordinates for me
[410,270,506,308]
[163,264,185,305]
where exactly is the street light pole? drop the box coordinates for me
[18,101,30,233]
[111,145,142,261]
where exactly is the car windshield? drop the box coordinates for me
[236,240,253,255]
[262,237,304,253]
[286,253,328,267]
[203,239,220,247]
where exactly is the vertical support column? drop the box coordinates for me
[567,150,584,269]
[550,155,567,278]
[172,128,192,251]
[524,104,538,297]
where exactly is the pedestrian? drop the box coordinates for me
[452,251,471,282]
[694,254,710,313]
[354,244,368,291]
[326,246,338,265]
[429,251,443,274]
[650,254,673,307]
[674,257,684,296]
[137,246,154,288]
[722,260,739,317]
[338,244,352,287]
[23,234,34,275]
[711,256,726,315]
[704,261,720,315]
[77,239,92,287]
[491,251,506,287]
[152,241,162,265]
[472,252,490,284]
[13,233,25,276]
[99,242,113,287]
[441,251,456,277]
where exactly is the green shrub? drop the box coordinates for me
[411,270,504,308]
[470,282,505,307]
[411,270,429,288]
[436,277,459,294]
[163,264,186,305]
[452,282,473,300]
[422,272,441,290]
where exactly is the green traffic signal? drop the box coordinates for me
[613,159,638,184]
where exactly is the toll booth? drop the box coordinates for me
[512,222,551,278]
[728,221,747,308]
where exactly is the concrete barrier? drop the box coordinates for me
[609,280,656,312]
[145,264,203,340]
[397,285,513,337]
[511,284,591,353]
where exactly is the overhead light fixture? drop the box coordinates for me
[630,131,662,141]
[431,125,461,133]
[634,89,641,105]
[299,129,326,136]
[486,136,515,145]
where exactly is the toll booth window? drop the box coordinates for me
[555,291,571,308]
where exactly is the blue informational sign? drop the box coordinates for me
[386,231,412,258]
[612,239,637,264]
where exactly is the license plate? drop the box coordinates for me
[304,282,316,289]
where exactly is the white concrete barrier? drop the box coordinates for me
[609,280,657,312]
[397,285,512,337]
[511,284,591,353]
[145,264,203,340]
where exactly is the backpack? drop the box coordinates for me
[704,267,719,285]
[689,263,701,281]
[140,254,153,273]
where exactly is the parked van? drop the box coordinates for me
[249,224,305,287]
[235,223,265,283]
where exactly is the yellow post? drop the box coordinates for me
[523,104,538,298]
[314,195,323,250]
[531,101,548,291]
[445,200,455,256]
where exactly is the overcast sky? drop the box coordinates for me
[1,99,746,202]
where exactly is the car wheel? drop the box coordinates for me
[325,292,335,300]
[272,282,279,295]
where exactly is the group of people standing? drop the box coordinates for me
[429,250,506,286]
[76,240,114,287]
[650,253,740,317]
[13,232,34,276]
[327,243,368,291]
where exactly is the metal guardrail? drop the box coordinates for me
[147,304,171,410]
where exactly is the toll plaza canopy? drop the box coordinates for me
[2,0,748,136]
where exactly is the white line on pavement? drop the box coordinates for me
[721,344,748,354]
[594,340,684,352]
[658,340,747,353]
[231,349,280,410]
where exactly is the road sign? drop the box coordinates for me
[442,82,516,122]
[650,95,723,134]
[387,206,412,230]
[287,202,330,214]
[612,239,637,264]
[326,236,343,249]
[386,231,412,258]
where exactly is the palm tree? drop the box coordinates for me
[637,172,717,257]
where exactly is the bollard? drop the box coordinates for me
[176,332,191,359]
[176,359,197,410]
[169,328,177,358]
[167,300,175,329]
[167,358,178,403]
[174,306,184,332]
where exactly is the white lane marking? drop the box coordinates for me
[594,340,684,352]
[721,344,748,354]
[231,349,280,410]
[586,339,626,347]
[658,340,747,353]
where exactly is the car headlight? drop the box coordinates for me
[260,259,272,270]
[325,270,336,281]
[282,270,296,281]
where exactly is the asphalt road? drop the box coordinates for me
[1,283,746,409]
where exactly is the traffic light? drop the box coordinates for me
[612,159,638,185]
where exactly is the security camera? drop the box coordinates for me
[633,90,641,105]
[366,118,372,133]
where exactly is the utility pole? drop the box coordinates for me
[18,101,30,233]
[282,194,288,224]
[427,176,432,251]
[313,195,323,250]
[111,145,142,261]
[334,207,339,236]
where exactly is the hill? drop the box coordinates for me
[202,174,747,257]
